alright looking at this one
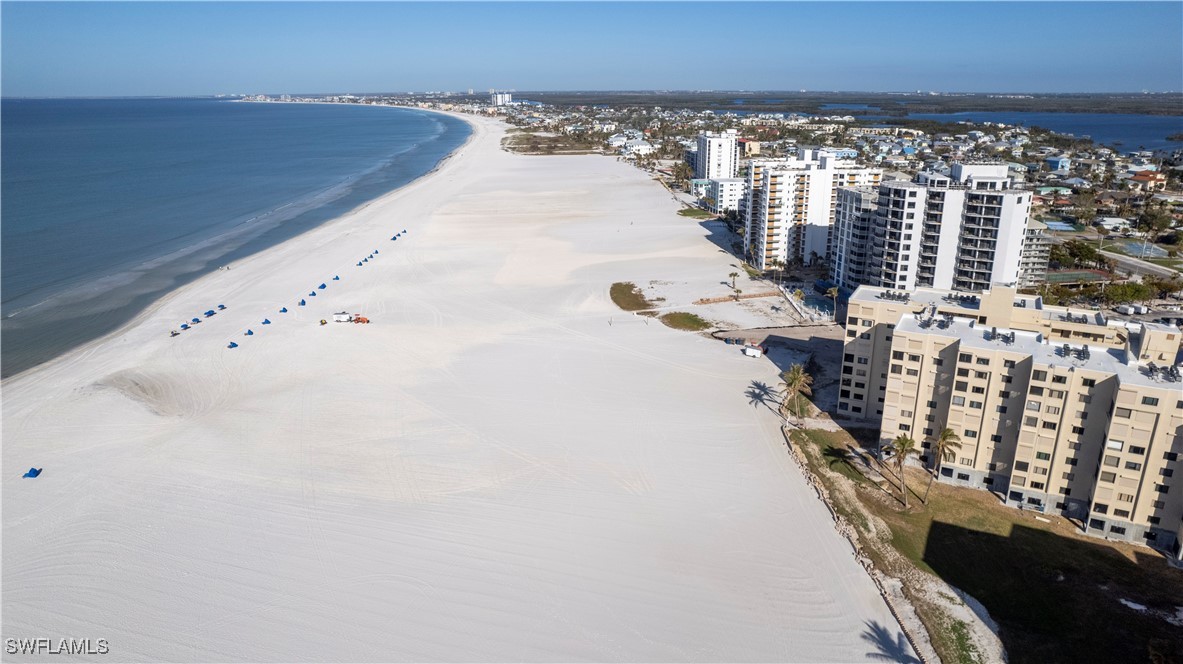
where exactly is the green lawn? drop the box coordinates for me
[658,311,711,331]
[790,429,1183,664]
[676,207,715,219]
[609,282,655,312]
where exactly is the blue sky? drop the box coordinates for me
[3,2,1181,96]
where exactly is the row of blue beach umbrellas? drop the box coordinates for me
[176,304,228,332]
[227,228,407,349]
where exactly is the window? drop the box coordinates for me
[844,353,855,362]
[1078,394,1091,404]
[991,434,1003,442]
[1024,416,1038,427]
[1052,375,1067,384]
[964,429,978,438]
[1094,503,1109,514]
[957,473,970,481]
[857,357,869,364]
[972,386,985,394]
[926,400,937,408]
[1129,446,1145,455]
[952,396,966,406]
[1103,455,1120,467]
[959,353,972,363]
[1165,452,1179,462]
[861,320,872,327]
[1162,468,1175,478]
[933,358,943,366]
[906,368,919,376]
[900,424,911,432]
[1107,440,1124,451]
[1115,407,1132,418]
[1147,517,1160,526]
[1001,375,1013,384]
[1109,526,1127,535]
[975,371,988,379]
[1048,390,1065,399]
[1142,396,1159,406]
[1030,386,1044,396]
[996,405,1008,414]
[901,410,914,418]
[1034,467,1048,476]
[1117,493,1134,503]
[1042,422,1057,431]
[1030,481,1045,490]
[908,354,921,362]
[1033,370,1047,381]
[1003,359,1016,369]
[1088,518,1105,530]
[1045,406,1061,415]
[976,357,989,366]
[1065,457,1078,466]
[969,401,983,409]
[892,351,904,360]
[1071,426,1085,435]
[1154,484,1170,494]
[891,364,903,374]
[1035,452,1051,461]
[955,381,968,392]
[1026,400,1041,411]
[1114,509,1130,519]
[956,368,970,377]
[1015,461,1030,472]
[1125,461,1142,471]
[1082,378,1095,387]
[959,457,973,465]
[1062,472,1075,481]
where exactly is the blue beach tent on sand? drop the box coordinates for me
[318,283,327,289]
[23,468,42,478]
[245,329,254,336]
[299,299,306,306]
[332,275,340,281]
[280,307,288,313]
[228,341,239,349]
[262,319,271,325]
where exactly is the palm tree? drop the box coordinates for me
[826,286,840,321]
[729,272,740,289]
[779,364,813,426]
[734,288,743,302]
[923,427,962,504]
[885,434,919,507]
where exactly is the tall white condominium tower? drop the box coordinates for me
[743,148,881,271]
[695,130,739,180]
[831,162,1044,293]
[490,92,513,106]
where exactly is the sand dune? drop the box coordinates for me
[2,113,909,662]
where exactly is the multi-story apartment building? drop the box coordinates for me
[831,162,1044,293]
[831,187,879,290]
[840,284,1183,558]
[743,149,881,271]
[706,178,744,215]
[695,130,739,180]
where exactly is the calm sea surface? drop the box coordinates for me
[1,98,470,377]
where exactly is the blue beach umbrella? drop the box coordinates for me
[357,261,363,266]
[403,229,407,233]
[180,324,190,330]
[318,283,327,289]
[262,319,271,325]
[191,317,201,323]
[217,304,227,310]
[228,341,239,349]
[23,468,42,478]
[245,329,254,336]
[332,275,340,281]
[280,307,288,313]
[299,299,306,306]
[309,291,317,297]
[363,258,369,263]
[204,310,216,317]
[391,236,397,241]
[373,249,378,254]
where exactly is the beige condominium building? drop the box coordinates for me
[840,284,1183,559]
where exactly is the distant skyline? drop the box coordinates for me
[3,2,1182,98]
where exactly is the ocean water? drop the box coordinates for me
[1,98,470,377]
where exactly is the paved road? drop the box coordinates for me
[1046,233,1178,279]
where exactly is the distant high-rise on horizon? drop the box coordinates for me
[490,91,513,106]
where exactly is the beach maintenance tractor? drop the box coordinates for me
[353,315,370,324]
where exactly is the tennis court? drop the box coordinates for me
[1044,221,1078,232]
[1046,269,1111,284]
[1112,239,1169,258]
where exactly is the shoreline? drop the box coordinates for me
[1,105,478,384]
[3,111,911,661]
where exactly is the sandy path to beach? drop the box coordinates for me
[3,113,908,662]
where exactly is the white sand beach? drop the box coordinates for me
[2,113,910,662]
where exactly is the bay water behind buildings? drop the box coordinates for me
[1,98,470,377]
